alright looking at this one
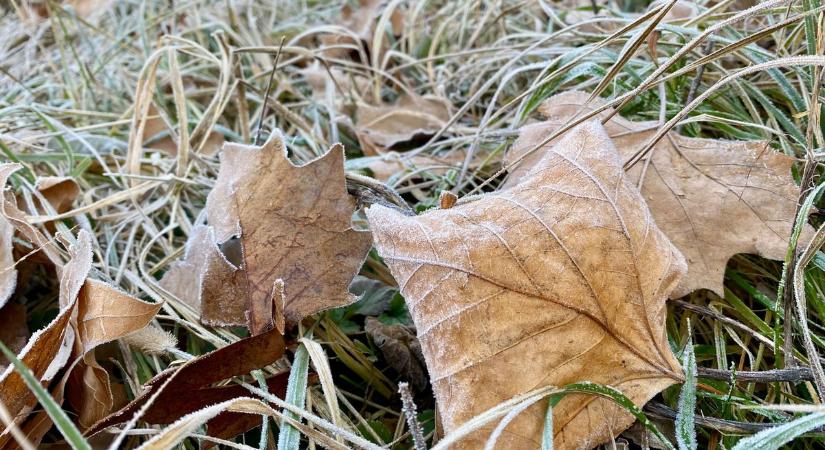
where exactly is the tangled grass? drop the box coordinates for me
[3,0,825,448]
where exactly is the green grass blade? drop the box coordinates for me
[559,382,676,450]
[0,340,92,450]
[731,413,825,450]
[277,342,310,450]
[540,403,553,450]
[676,336,697,450]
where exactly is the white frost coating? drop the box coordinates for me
[0,214,16,309]
[367,121,687,450]
[205,129,287,243]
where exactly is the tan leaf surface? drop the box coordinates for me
[159,225,248,326]
[320,0,405,60]
[367,121,685,449]
[355,94,451,155]
[35,176,80,214]
[505,91,812,297]
[206,131,372,330]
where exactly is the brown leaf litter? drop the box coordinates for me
[162,131,372,333]
[355,94,451,155]
[0,163,161,444]
[368,121,686,449]
[504,91,813,297]
[86,327,288,444]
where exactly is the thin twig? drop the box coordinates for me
[254,37,285,145]
[643,403,825,436]
[698,367,814,383]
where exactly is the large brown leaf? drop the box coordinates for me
[367,121,685,449]
[505,91,812,297]
[205,131,372,332]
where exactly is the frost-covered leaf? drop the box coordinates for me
[319,0,405,60]
[368,121,686,449]
[159,225,248,326]
[505,91,813,297]
[205,131,372,332]
[355,94,451,155]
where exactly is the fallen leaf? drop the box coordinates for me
[1,166,65,269]
[0,230,91,447]
[505,91,812,297]
[35,176,80,214]
[205,131,372,332]
[358,151,468,182]
[365,317,428,393]
[66,279,163,428]
[0,164,162,437]
[143,105,224,157]
[301,62,371,103]
[367,121,686,449]
[159,225,247,326]
[86,327,287,442]
[355,94,451,155]
[320,0,405,60]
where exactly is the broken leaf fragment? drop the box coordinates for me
[368,121,685,449]
[505,91,812,297]
[159,225,248,326]
[204,131,372,332]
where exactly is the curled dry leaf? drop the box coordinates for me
[205,131,372,332]
[365,317,428,393]
[355,94,451,155]
[0,164,162,438]
[87,327,287,443]
[367,121,686,449]
[505,91,812,297]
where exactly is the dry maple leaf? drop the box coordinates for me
[367,121,686,449]
[205,131,372,332]
[355,94,451,155]
[505,91,812,297]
